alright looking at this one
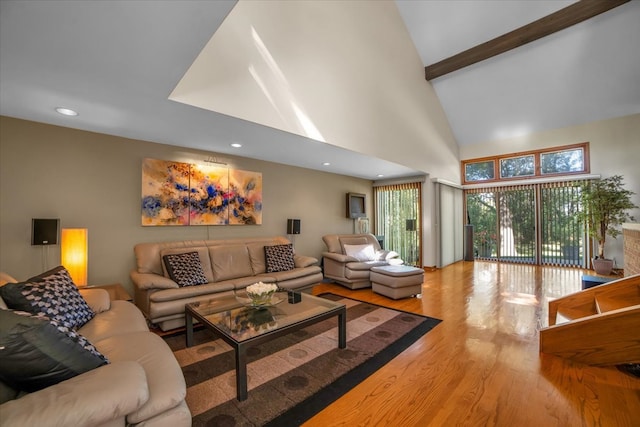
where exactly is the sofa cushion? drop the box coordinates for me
[78,288,111,313]
[0,266,95,329]
[162,252,208,287]
[93,331,187,425]
[343,243,376,261]
[268,265,322,282]
[210,245,253,282]
[0,362,149,427]
[247,242,268,274]
[79,300,150,343]
[264,243,295,273]
[0,310,108,392]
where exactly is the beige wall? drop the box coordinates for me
[0,116,372,295]
[460,113,640,268]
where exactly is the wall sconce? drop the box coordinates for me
[61,228,88,286]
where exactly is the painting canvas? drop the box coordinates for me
[141,159,262,226]
[141,158,190,226]
[189,164,229,225]
[228,169,263,225]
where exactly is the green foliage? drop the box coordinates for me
[540,148,583,174]
[578,175,637,259]
[500,155,534,178]
[465,161,494,181]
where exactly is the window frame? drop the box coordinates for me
[461,142,590,185]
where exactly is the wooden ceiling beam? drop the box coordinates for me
[424,0,630,81]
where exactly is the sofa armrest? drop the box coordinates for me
[79,288,111,313]
[322,252,357,263]
[294,255,318,268]
[130,271,179,290]
[0,362,149,427]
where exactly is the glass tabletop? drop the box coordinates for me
[186,291,345,342]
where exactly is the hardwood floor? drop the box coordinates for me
[306,261,640,427]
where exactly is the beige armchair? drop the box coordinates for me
[322,234,402,289]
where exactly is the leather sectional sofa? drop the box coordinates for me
[0,271,190,427]
[322,233,403,289]
[130,236,322,331]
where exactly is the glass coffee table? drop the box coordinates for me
[185,291,346,401]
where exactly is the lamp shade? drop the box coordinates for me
[61,228,88,286]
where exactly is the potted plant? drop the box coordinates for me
[578,175,638,275]
[474,230,495,258]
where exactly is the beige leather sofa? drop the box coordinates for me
[130,236,323,331]
[322,233,403,289]
[0,273,190,427]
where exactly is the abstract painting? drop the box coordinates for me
[228,169,263,225]
[189,164,229,225]
[141,158,190,226]
[141,159,262,226]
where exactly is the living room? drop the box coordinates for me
[1,1,639,426]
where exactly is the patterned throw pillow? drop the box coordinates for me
[0,266,95,330]
[162,251,208,287]
[0,310,108,392]
[264,243,295,273]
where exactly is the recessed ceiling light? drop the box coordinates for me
[230,143,242,148]
[377,174,385,177]
[55,107,78,116]
[322,162,331,166]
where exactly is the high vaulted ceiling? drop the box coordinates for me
[1,0,638,181]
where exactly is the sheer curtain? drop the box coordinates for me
[374,182,422,266]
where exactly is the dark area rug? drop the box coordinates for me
[617,363,640,378]
[163,293,441,426]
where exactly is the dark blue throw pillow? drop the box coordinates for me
[0,266,95,329]
[162,252,208,287]
[0,310,108,392]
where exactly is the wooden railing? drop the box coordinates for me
[540,274,640,366]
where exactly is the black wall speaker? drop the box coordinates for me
[405,219,417,231]
[32,218,60,245]
[287,219,301,234]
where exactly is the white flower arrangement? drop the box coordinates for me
[246,282,278,296]
[245,282,278,306]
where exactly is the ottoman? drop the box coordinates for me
[370,265,424,299]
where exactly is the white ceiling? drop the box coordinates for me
[1,0,638,181]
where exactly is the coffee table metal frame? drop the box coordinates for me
[185,292,346,401]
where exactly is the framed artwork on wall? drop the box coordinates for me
[229,169,263,225]
[141,158,262,226]
[141,159,190,226]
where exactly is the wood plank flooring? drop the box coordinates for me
[306,261,640,427]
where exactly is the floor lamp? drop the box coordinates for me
[61,228,88,286]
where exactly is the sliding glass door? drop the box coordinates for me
[466,181,585,267]
[498,186,536,263]
[540,182,584,266]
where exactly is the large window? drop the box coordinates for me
[462,143,589,184]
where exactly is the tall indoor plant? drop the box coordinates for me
[579,175,637,275]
